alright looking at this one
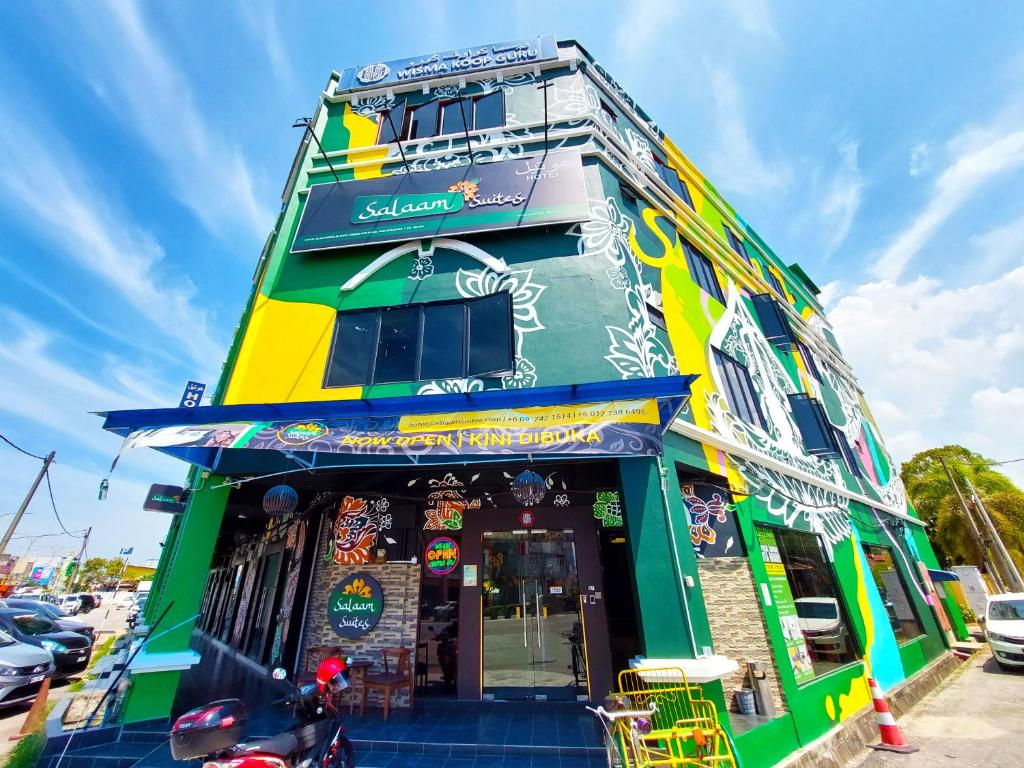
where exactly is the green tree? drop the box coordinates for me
[72,557,110,591]
[901,445,1024,575]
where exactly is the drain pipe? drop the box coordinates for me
[655,456,699,657]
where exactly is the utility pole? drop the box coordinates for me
[0,451,55,558]
[939,456,1005,592]
[964,476,1024,592]
[66,527,91,592]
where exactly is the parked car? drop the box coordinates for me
[985,593,1024,670]
[0,609,92,678]
[794,597,851,658]
[126,595,147,629]
[0,628,55,708]
[92,593,103,608]
[57,594,81,615]
[11,591,58,605]
[2,600,96,643]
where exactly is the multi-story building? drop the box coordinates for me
[101,37,965,766]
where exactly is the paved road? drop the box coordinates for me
[0,602,130,754]
[848,651,1024,768]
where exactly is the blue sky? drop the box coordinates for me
[0,1,1022,563]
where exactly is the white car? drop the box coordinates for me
[985,593,1024,669]
[794,597,850,657]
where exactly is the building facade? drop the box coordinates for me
[102,37,966,768]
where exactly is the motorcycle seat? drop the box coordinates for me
[237,733,299,756]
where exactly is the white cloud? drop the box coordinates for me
[0,111,224,366]
[909,142,931,177]
[969,211,1024,277]
[827,265,1024,488]
[615,0,682,63]
[233,0,297,95]
[719,0,781,43]
[704,67,792,197]
[63,0,274,240]
[819,140,864,256]
[870,128,1024,281]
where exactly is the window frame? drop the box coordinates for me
[758,523,864,683]
[324,293,515,388]
[788,393,840,457]
[682,240,725,304]
[751,293,796,348]
[713,347,767,430]
[832,426,862,478]
[724,226,748,263]
[860,542,927,646]
[764,265,787,298]
[795,339,821,381]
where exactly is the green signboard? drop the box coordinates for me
[291,149,589,252]
[757,528,815,684]
[327,573,384,639]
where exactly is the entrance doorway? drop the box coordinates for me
[481,530,586,701]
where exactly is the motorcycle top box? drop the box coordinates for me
[170,699,247,760]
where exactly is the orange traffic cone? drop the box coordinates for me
[10,677,49,741]
[867,677,918,754]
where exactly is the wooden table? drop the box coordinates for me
[345,660,374,715]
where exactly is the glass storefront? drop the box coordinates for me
[861,544,924,644]
[758,526,859,681]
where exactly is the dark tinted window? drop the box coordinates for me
[374,306,420,383]
[795,340,821,380]
[752,294,795,347]
[13,614,56,635]
[326,294,513,387]
[421,303,466,380]
[328,311,377,386]
[377,102,407,144]
[725,227,747,261]
[788,393,839,457]
[713,348,765,429]
[474,91,504,130]
[440,100,468,135]
[408,100,440,140]
[468,293,513,376]
[682,240,725,304]
[833,427,862,478]
[764,265,787,297]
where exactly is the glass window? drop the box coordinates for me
[377,102,407,144]
[764,265,787,298]
[833,427,862,478]
[682,240,725,304]
[752,294,795,347]
[474,91,504,130]
[989,599,1024,621]
[468,293,513,376]
[599,100,617,124]
[725,226,745,259]
[374,306,420,383]
[12,614,56,635]
[421,303,466,380]
[761,526,860,678]
[440,100,469,136]
[795,339,821,381]
[788,393,839,456]
[861,544,924,643]
[408,100,440,140]
[327,310,377,386]
[713,348,766,429]
[326,294,514,387]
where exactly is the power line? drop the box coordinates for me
[0,433,46,461]
[990,456,1024,466]
[43,469,85,538]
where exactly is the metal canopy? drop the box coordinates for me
[98,376,697,474]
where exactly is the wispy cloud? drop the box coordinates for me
[870,127,1024,280]
[62,0,274,240]
[614,0,682,64]
[969,210,1024,276]
[233,0,297,96]
[0,109,224,366]
[818,140,864,257]
[719,0,781,44]
[704,67,792,197]
[908,142,930,176]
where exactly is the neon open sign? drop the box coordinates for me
[425,537,460,576]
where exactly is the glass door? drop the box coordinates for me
[482,530,585,700]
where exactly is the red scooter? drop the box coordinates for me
[169,657,355,768]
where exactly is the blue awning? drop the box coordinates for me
[927,569,960,583]
[99,376,696,474]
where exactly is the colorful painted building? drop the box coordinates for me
[100,37,965,766]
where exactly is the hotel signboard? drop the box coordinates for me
[291,149,589,253]
[337,36,558,92]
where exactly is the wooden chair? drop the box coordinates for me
[302,645,343,680]
[360,647,413,720]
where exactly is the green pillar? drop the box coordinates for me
[122,476,229,723]
[619,456,709,658]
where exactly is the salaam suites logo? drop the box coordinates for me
[351,176,526,225]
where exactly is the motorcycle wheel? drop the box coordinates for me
[323,736,355,768]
